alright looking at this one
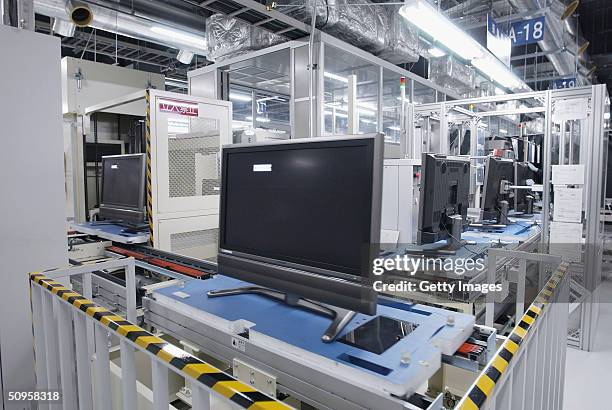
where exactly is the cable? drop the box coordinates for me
[495,206,539,230]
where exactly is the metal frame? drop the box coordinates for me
[485,249,562,327]
[407,85,609,351]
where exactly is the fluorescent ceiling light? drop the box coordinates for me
[361,118,375,124]
[479,123,488,128]
[386,125,401,131]
[472,56,522,89]
[150,26,205,49]
[399,0,483,60]
[230,92,252,102]
[324,71,349,83]
[500,129,508,134]
[428,47,446,58]
[245,116,271,123]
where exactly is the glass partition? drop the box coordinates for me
[382,69,404,142]
[323,45,379,135]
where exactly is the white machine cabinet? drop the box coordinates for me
[148,90,232,260]
[381,158,421,245]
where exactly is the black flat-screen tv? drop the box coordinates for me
[217,134,384,316]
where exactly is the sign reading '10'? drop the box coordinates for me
[509,16,545,46]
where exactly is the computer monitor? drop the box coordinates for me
[214,134,384,342]
[99,154,147,225]
[417,153,471,246]
[481,156,515,222]
[514,161,535,213]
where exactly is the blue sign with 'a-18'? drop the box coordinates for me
[509,16,545,46]
[552,77,577,89]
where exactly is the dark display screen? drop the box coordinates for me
[220,140,375,277]
[339,316,419,354]
[101,155,144,210]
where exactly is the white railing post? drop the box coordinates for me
[41,289,61,410]
[94,324,112,410]
[31,285,50,410]
[192,386,211,410]
[83,272,96,361]
[55,299,78,410]
[152,360,169,410]
[120,340,137,410]
[73,310,93,410]
[125,258,137,323]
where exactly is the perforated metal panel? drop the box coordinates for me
[168,117,221,198]
[170,228,219,260]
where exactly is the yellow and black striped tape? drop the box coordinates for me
[29,272,291,410]
[145,90,154,247]
[457,262,568,410]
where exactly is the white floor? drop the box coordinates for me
[563,274,612,409]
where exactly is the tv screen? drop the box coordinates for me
[220,137,380,279]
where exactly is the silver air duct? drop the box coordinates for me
[278,0,420,63]
[52,17,76,37]
[34,0,207,57]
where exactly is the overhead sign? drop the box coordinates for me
[509,16,545,46]
[552,77,577,89]
[487,14,511,66]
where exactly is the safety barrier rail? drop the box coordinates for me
[29,259,292,410]
[457,261,570,410]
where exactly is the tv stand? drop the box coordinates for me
[497,200,510,225]
[207,286,356,343]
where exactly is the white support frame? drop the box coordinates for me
[29,263,291,410]
[457,264,569,410]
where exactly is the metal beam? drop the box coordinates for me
[228,0,312,33]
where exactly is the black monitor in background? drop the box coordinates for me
[85,142,124,163]
[481,156,515,223]
[514,161,536,214]
[213,134,384,342]
[417,153,471,248]
[99,154,147,226]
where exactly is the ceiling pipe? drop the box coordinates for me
[34,0,207,58]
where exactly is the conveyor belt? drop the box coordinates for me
[107,245,217,279]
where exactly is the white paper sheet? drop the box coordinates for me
[549,221,582,262]
[553,187,583,223]
[552,164,585,185]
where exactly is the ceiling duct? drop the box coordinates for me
[278,0,420,63]
[34,0,207,58]
[205,14,286,62]
[69,2,92,27]
[51,17,76,37]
